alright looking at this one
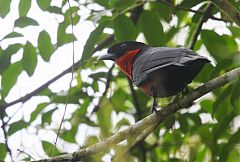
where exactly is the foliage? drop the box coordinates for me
[0,0,239,161]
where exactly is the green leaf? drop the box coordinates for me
[64,6,80,25]
[222,34,238,54]
[179,0,203,8]
[97,97,112,137]
[22,42,37,76]
[42,140,61,157]
[0,43,22,74]
[163,114,175,130]
[138,11,165,46]
[84,136,99,147]
[213,111,235,142]
[57,22,77,46]
[38,30,54,61]
[14,17,39,28]
[213,85,232,118]
[60,125,77,143]
[51,94,80,104]
[115,118,130,130]
[111,88,130,113]
[201,30,229,59]
[36,0,51,11]
[0,0,11,18]
[229,26,240,38]
[197,124,215,151]
[231,77,240,108]
[165,27,177,44]
[113,15,137,41]
[150,2,173,22]
[8,120,28,135]
[19,0,31,16]
[81,20,109,62]
[178,115,188,133]
[89,72,107,80]
[200,99,213,114]
[112,0,135,9]
[3,32,23,39]
[94,0,110,8]
[1,61,22,98]
[219,128,240,162]
[0,143,7,161]
[30,103,48,123]
[47,6,62,14]
[41,108,56,126]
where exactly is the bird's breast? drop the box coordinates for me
[115,49,141,78]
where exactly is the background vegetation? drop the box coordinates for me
[0,0,239,161]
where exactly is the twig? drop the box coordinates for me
[32,67,240,162]
[189,3,214,50]
[52,0,75,156]
[0,115,13,161]
[157,0,227,22]
[17,149,36,160]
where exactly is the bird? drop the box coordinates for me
[98,41,210,113]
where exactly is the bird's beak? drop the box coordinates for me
[97,53,115,61]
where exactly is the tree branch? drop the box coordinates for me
[210,0,240,26]
[0,115,13,161]
[189,2,214,50]
[0,34,114,111]
[32,67,240,162]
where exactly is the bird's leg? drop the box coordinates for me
[182,86,189,96]
[150,97,158,113]
[150,89,158,113]
[171,93,181,103]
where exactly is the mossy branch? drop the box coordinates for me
[33,67,240,162]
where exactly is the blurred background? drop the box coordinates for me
[0,0,239,161]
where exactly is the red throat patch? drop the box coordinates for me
[115,49,141,78]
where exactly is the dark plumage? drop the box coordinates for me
[98,41,210,113]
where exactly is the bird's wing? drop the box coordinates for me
[132,47,209,86]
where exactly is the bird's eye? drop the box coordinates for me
[121,44,127,48]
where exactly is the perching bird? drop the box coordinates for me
[98,41,210,113]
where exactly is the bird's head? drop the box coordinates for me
[98,41,149,61]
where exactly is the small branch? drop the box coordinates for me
[0,115,13,160]
[189,3,214,50]
[17,149,36,161]
[32,67,240,162]
[210,0,240,26]
[157,0,227,22]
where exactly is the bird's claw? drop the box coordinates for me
[150,106,157,114]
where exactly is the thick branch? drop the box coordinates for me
[33,67,240,162]
[210,0,240,26]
